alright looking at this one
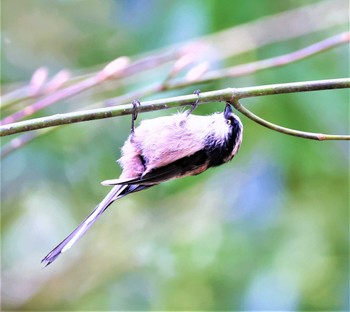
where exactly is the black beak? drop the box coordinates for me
[224,102,233,119]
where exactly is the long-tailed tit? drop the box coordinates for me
[42,102,243,266]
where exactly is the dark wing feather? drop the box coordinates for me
[105,149,209,186]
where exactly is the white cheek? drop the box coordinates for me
[216,121,231,141]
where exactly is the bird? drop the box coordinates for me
[41,101,243,266]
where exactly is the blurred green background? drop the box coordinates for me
[1,0,349,311]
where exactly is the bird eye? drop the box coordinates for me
[226,119,232,125]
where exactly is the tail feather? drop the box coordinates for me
[41,185,127,266]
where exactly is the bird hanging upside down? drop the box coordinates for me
[42,100,243,266]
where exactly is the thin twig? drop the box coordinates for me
[1,65,123,125]
[175,32,350,87]
[1,78,349,137]
[103,32,350,107]
[0,128,57,158]
[172,0,349,61]
[0,50,183,116]
[230,98,349,141]
[5,31,346,158]
[2,0,348,111]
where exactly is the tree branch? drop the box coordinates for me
[182,32,350,86]
[2,33,348,158]
[1,78,349,138]
[230,98,349,141]
[100,32,350,107]
[2,0,348,111]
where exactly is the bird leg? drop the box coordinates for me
[131,99,141,134]
[186,89,201,116]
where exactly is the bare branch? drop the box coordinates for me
[182,32,350,86]
[1,78,349,138]
[2,0,348,111]
[230,98,349,141]
[0,128,57,158]
[99,32,349,107]
[0,50,183,112]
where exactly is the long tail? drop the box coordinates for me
[42,185,129,266]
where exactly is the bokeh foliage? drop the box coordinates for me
[1,0,349,311]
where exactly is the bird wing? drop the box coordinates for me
[102,149,209,186]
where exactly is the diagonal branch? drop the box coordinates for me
[2,33,348,158]
[101,32,350,107]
